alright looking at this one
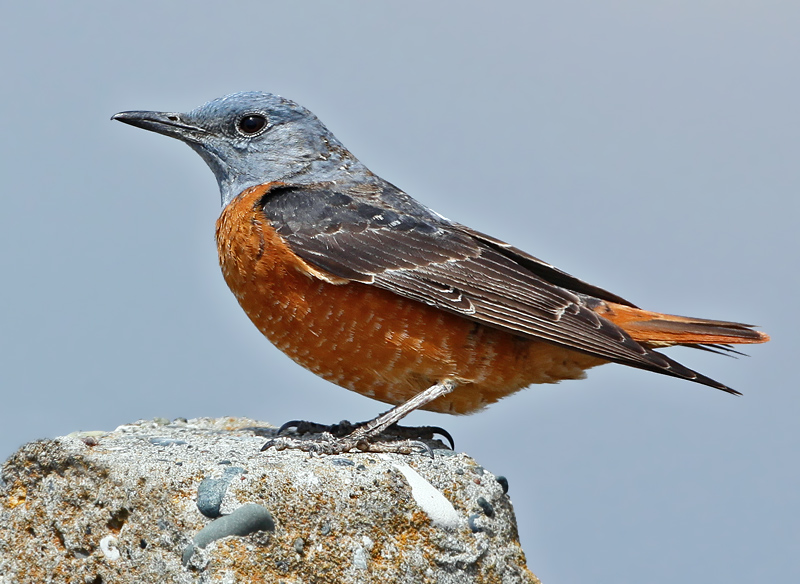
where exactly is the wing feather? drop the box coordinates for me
[258,182,731,390]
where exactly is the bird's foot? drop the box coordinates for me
[261,380,458,456]
[260,420,454,456]
[261,431,434,456]
[277,419,454,448]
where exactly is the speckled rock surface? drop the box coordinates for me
[0,417,539,583]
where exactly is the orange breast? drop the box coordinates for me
[216,184,607,415]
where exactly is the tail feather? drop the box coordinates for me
[597,302,770,347]
[648,352,743,395]
[586,301,768,395]
[688,344,748,357]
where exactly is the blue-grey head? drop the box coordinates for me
[113,92,375,207]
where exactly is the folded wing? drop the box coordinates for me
[259,182,764,393]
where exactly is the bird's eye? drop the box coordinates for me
[237,114,267,136]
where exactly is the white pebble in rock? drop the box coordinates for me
[391,462,460,529]
[352,546,368,570]
[99,535,120,561]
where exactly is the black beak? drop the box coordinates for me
[112,110,206,142]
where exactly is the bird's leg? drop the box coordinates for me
[345,380,457,442]
[261,380,457,455]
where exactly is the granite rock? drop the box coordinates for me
[0,417,539,583]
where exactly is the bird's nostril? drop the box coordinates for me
[167,115,179,122]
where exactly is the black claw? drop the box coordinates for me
[413,440,435,458]
[277,420,305,435]
[430,426,455,450]
[385,424,455,450]
[406,440,434,459]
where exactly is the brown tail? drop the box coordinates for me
[598,302,770,347]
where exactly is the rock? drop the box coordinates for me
[0,417,539,583]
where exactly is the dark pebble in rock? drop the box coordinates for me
[196,467,245,518]
[293,537,305,553]
[477,496,495,518]
[183,503,275,565]
[329,457,355,467]
[468,513,483,533]
[496,476,509,494]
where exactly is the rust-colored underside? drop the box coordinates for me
[216,184,768,414]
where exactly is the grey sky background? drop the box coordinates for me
[1,2,797,582]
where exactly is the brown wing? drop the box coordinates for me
[258,181,737,392]
[455,224,639,307]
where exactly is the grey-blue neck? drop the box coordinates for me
[189,123,379,207]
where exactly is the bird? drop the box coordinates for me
[113,92,769,453]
